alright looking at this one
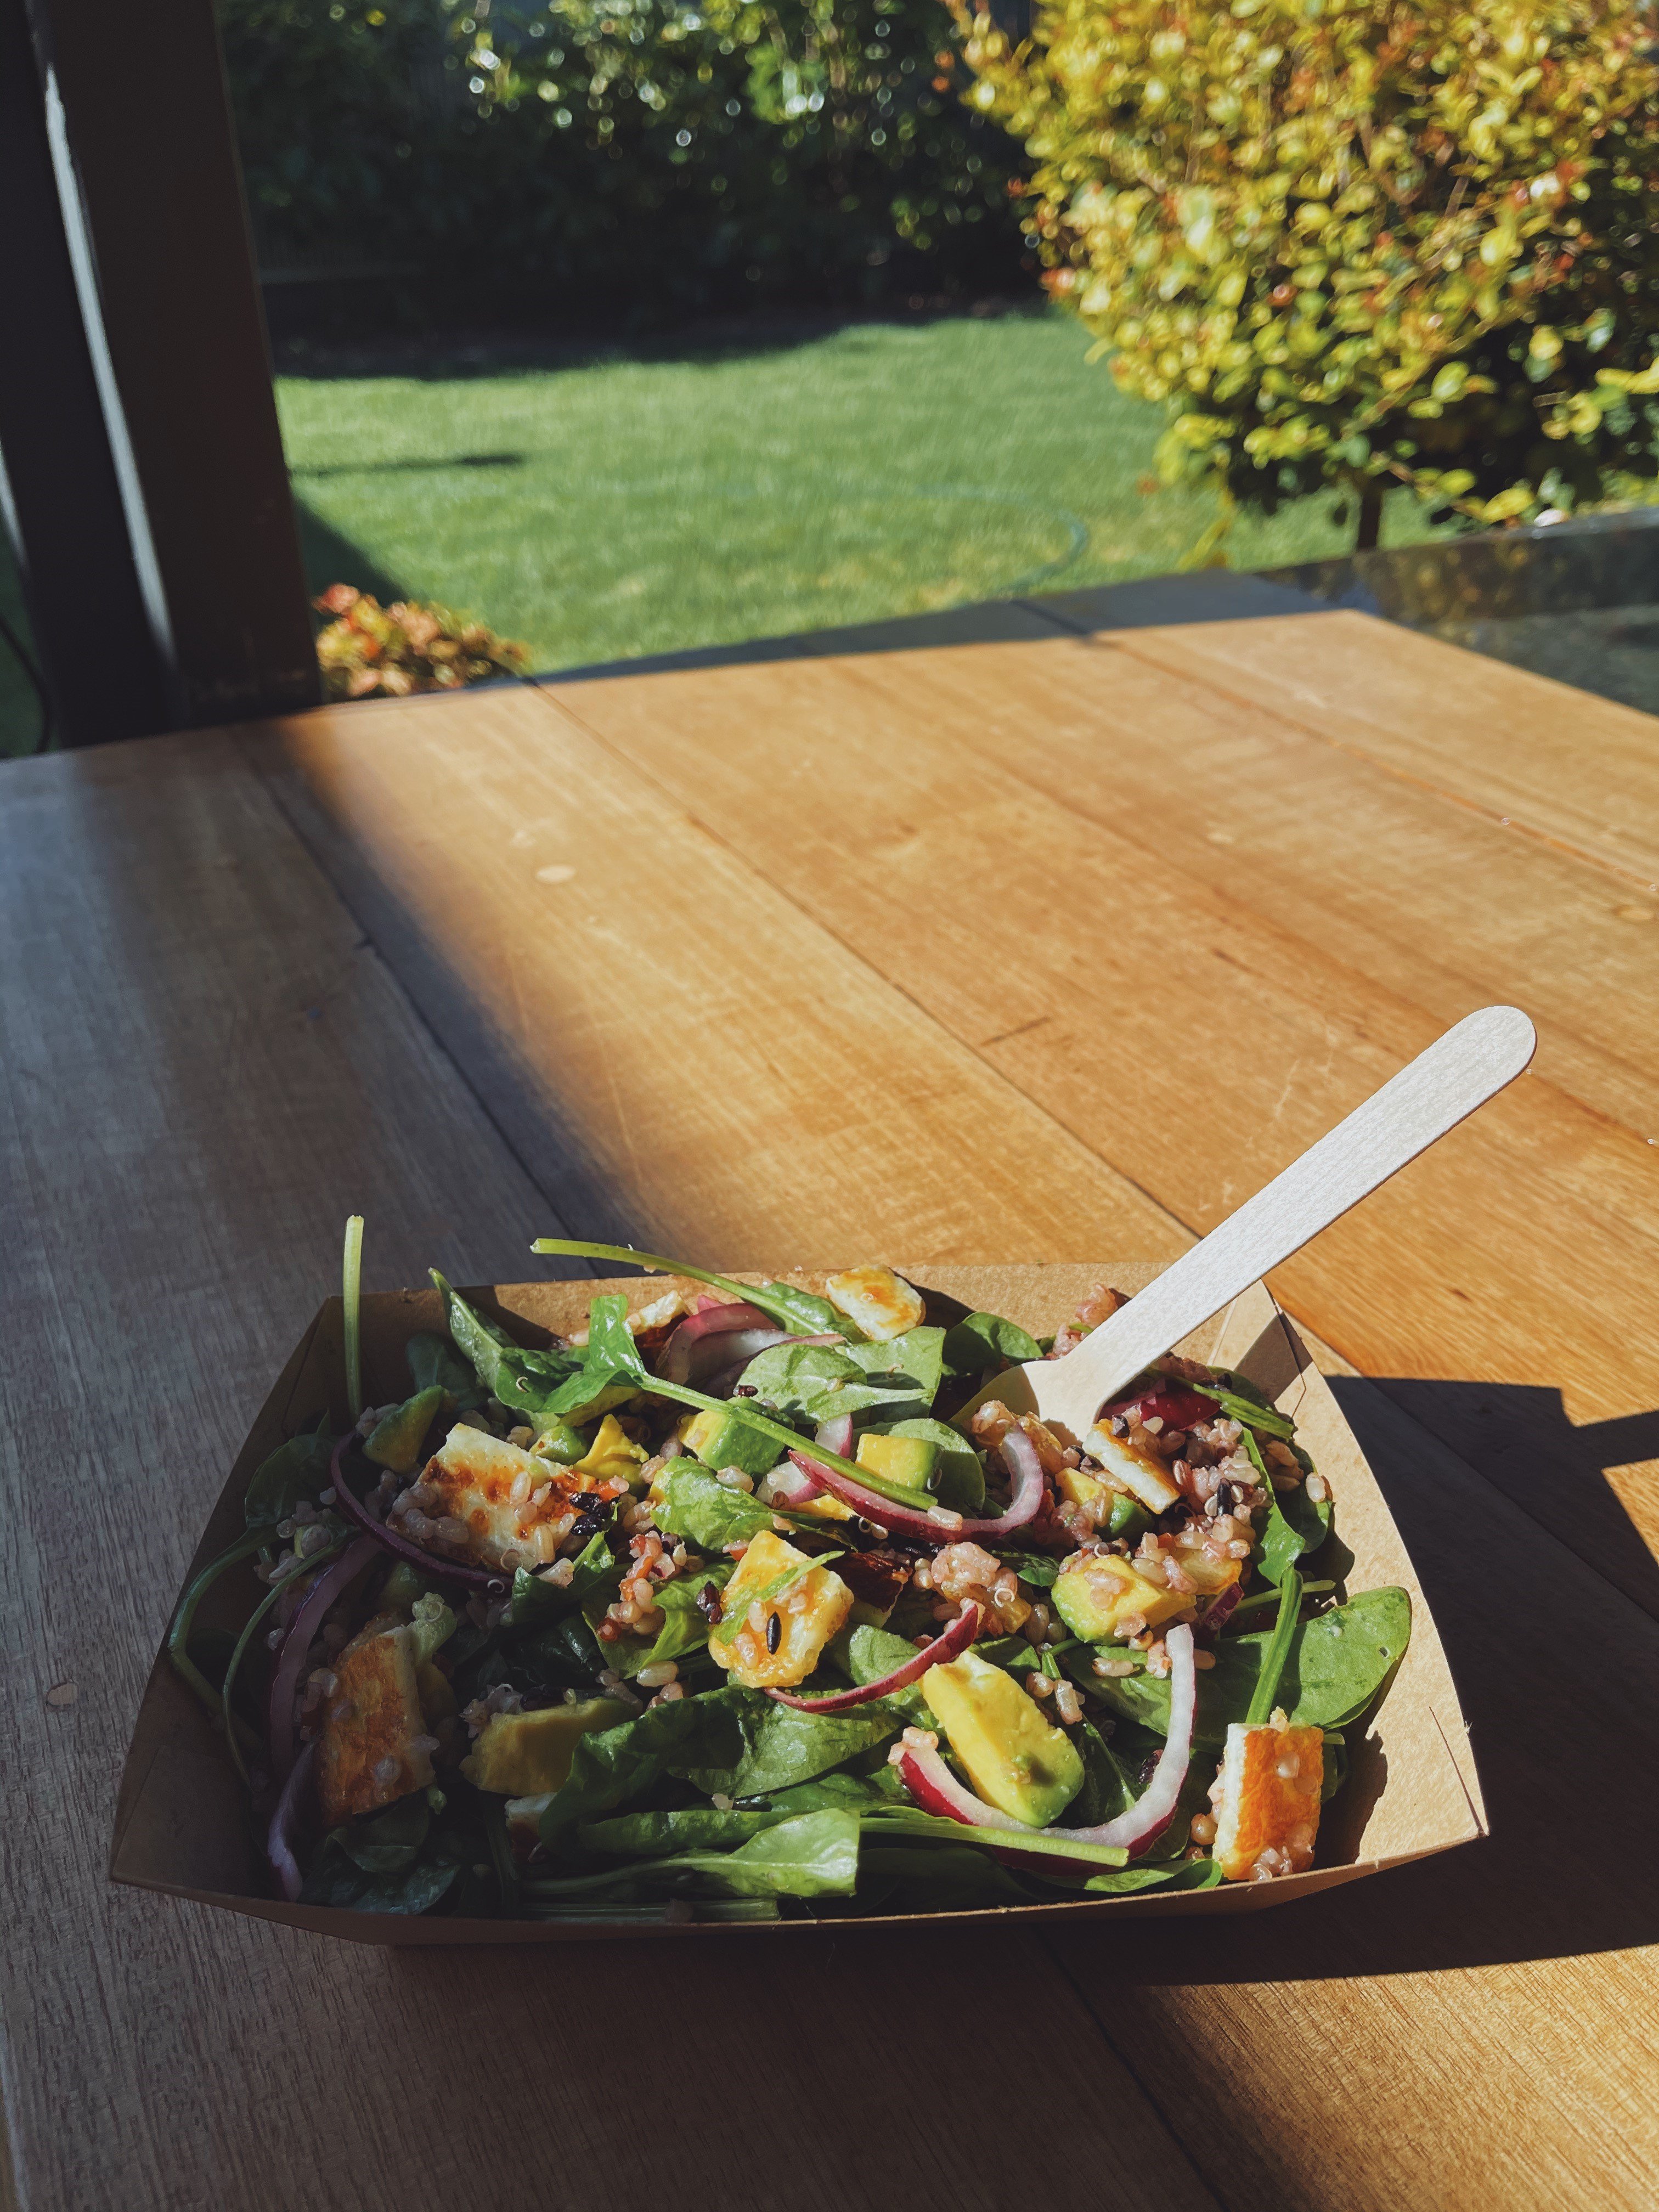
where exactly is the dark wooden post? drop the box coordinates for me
[22,0,320,731]
[0,0,173,747]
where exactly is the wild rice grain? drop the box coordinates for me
[766,1611,782,1654]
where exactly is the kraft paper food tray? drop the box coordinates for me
[111,1264,1486,1943]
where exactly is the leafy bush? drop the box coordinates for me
[223,0,1028,322]
[313,585,527,696]
[956,0,1659,531]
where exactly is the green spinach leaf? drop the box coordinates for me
[1064,1587,1412,1743]
[739,1333,943,1426]
[330,1793,432,1874]
[540,1689,752,1846]
[405,1330,487,1410]
[578,1805,786,1855]
[941,1310,1042,1375]
[244,1415,332,1528]
[673,1688,905,1798]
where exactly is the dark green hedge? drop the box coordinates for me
[223,0,1031,326]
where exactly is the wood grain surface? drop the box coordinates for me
[539,627,1659,1614]
[2,604,1656,2212]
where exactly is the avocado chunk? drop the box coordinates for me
[684,1403,784,1479]
[856,1430,939,1491]
[920,1649,1083,1826]
[1053,1554,1188,1641]
[460,1697,631,1795]
[364,1385,445,1475]
[868,1417,986,1512]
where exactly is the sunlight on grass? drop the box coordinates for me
[277,313,1447,673]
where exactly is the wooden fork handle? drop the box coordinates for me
[1039,1005,1537,1432]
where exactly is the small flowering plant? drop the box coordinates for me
[312,584,528,702]
[162,1229,1412,1923]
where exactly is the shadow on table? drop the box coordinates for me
[1051,1372,1659,1990]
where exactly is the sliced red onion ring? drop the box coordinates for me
[658,1301,778,1384]
[765,1601,980,1711]
[267,1534,380,1782]
[765,1459,826,1506]
[898,1740,1037,1833]
[328,1436,503,1592]
[900,1622,1197,1860]
[815,1412,855,1461]
[268,1740,316,1901]
[786,1420,1046,1548]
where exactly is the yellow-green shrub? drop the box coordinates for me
[955,0,1659,530]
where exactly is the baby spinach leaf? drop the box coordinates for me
[405,1330,487,1410]
[739,1334,941,1425]
[1064,1587,1412,1745]
[840,1623,933,1719]
[331,1793,431,1874]
[1194,1379,1297,1441]
[507,1532,620,1628]
[244,1415,332,1528]
[1084,1855,1222,1895]
[653,1462,782,1549]
[611,1567,734,1679]
[672,1810,861,1898]
[855,1843,1034,1911]
[765,1771,898,1814]
[431,1272,524,1401]
[673,1688,904,1799]
[1321,1730,1348,1803]
[578,1805,787,1856]
[999,1550,1059,1588]
[1243,1426,1333,1588]
[1065,1719,1140,1827]
[522,1295,650,1424]
[540,1688,753,1847]
[941,1310,1042,1376]
[300,1841,460,1914]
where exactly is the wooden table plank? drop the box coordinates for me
[1099,607,1659,889]
[536,648,1659,1611]
[1048,1369,1659,2212]
[0,735,1212,2212]
[7,648,1657,2212]
[256,684,1186,1265]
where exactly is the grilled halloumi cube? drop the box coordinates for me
[565,1290,684,1345]
[317,1622,436,1824]
[1081,1423,1182,1513]
[823,1265,925,1343]
[1212,1713,1324,1881]
[416,1423,585,1570]
[709,1528,852,1688]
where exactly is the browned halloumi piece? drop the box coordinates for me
[417,1424,591,1568]
[1212,1713,1323,1881]
[317,1622,436,1824]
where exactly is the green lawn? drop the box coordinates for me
[279,311,1442,675]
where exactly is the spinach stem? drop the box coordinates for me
[1227,1578,1334,1624]
[167,1528,270,1720]
[1246,1568,1304,1726]
[343,1214,365,1423]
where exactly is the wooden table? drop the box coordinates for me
[3,582,1656,2211]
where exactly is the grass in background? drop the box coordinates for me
[279,311,1444,674]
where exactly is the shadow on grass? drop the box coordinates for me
[272,301,1049,385]
[292,495,408,605]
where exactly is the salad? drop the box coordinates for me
[168,1230,1410,1925]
